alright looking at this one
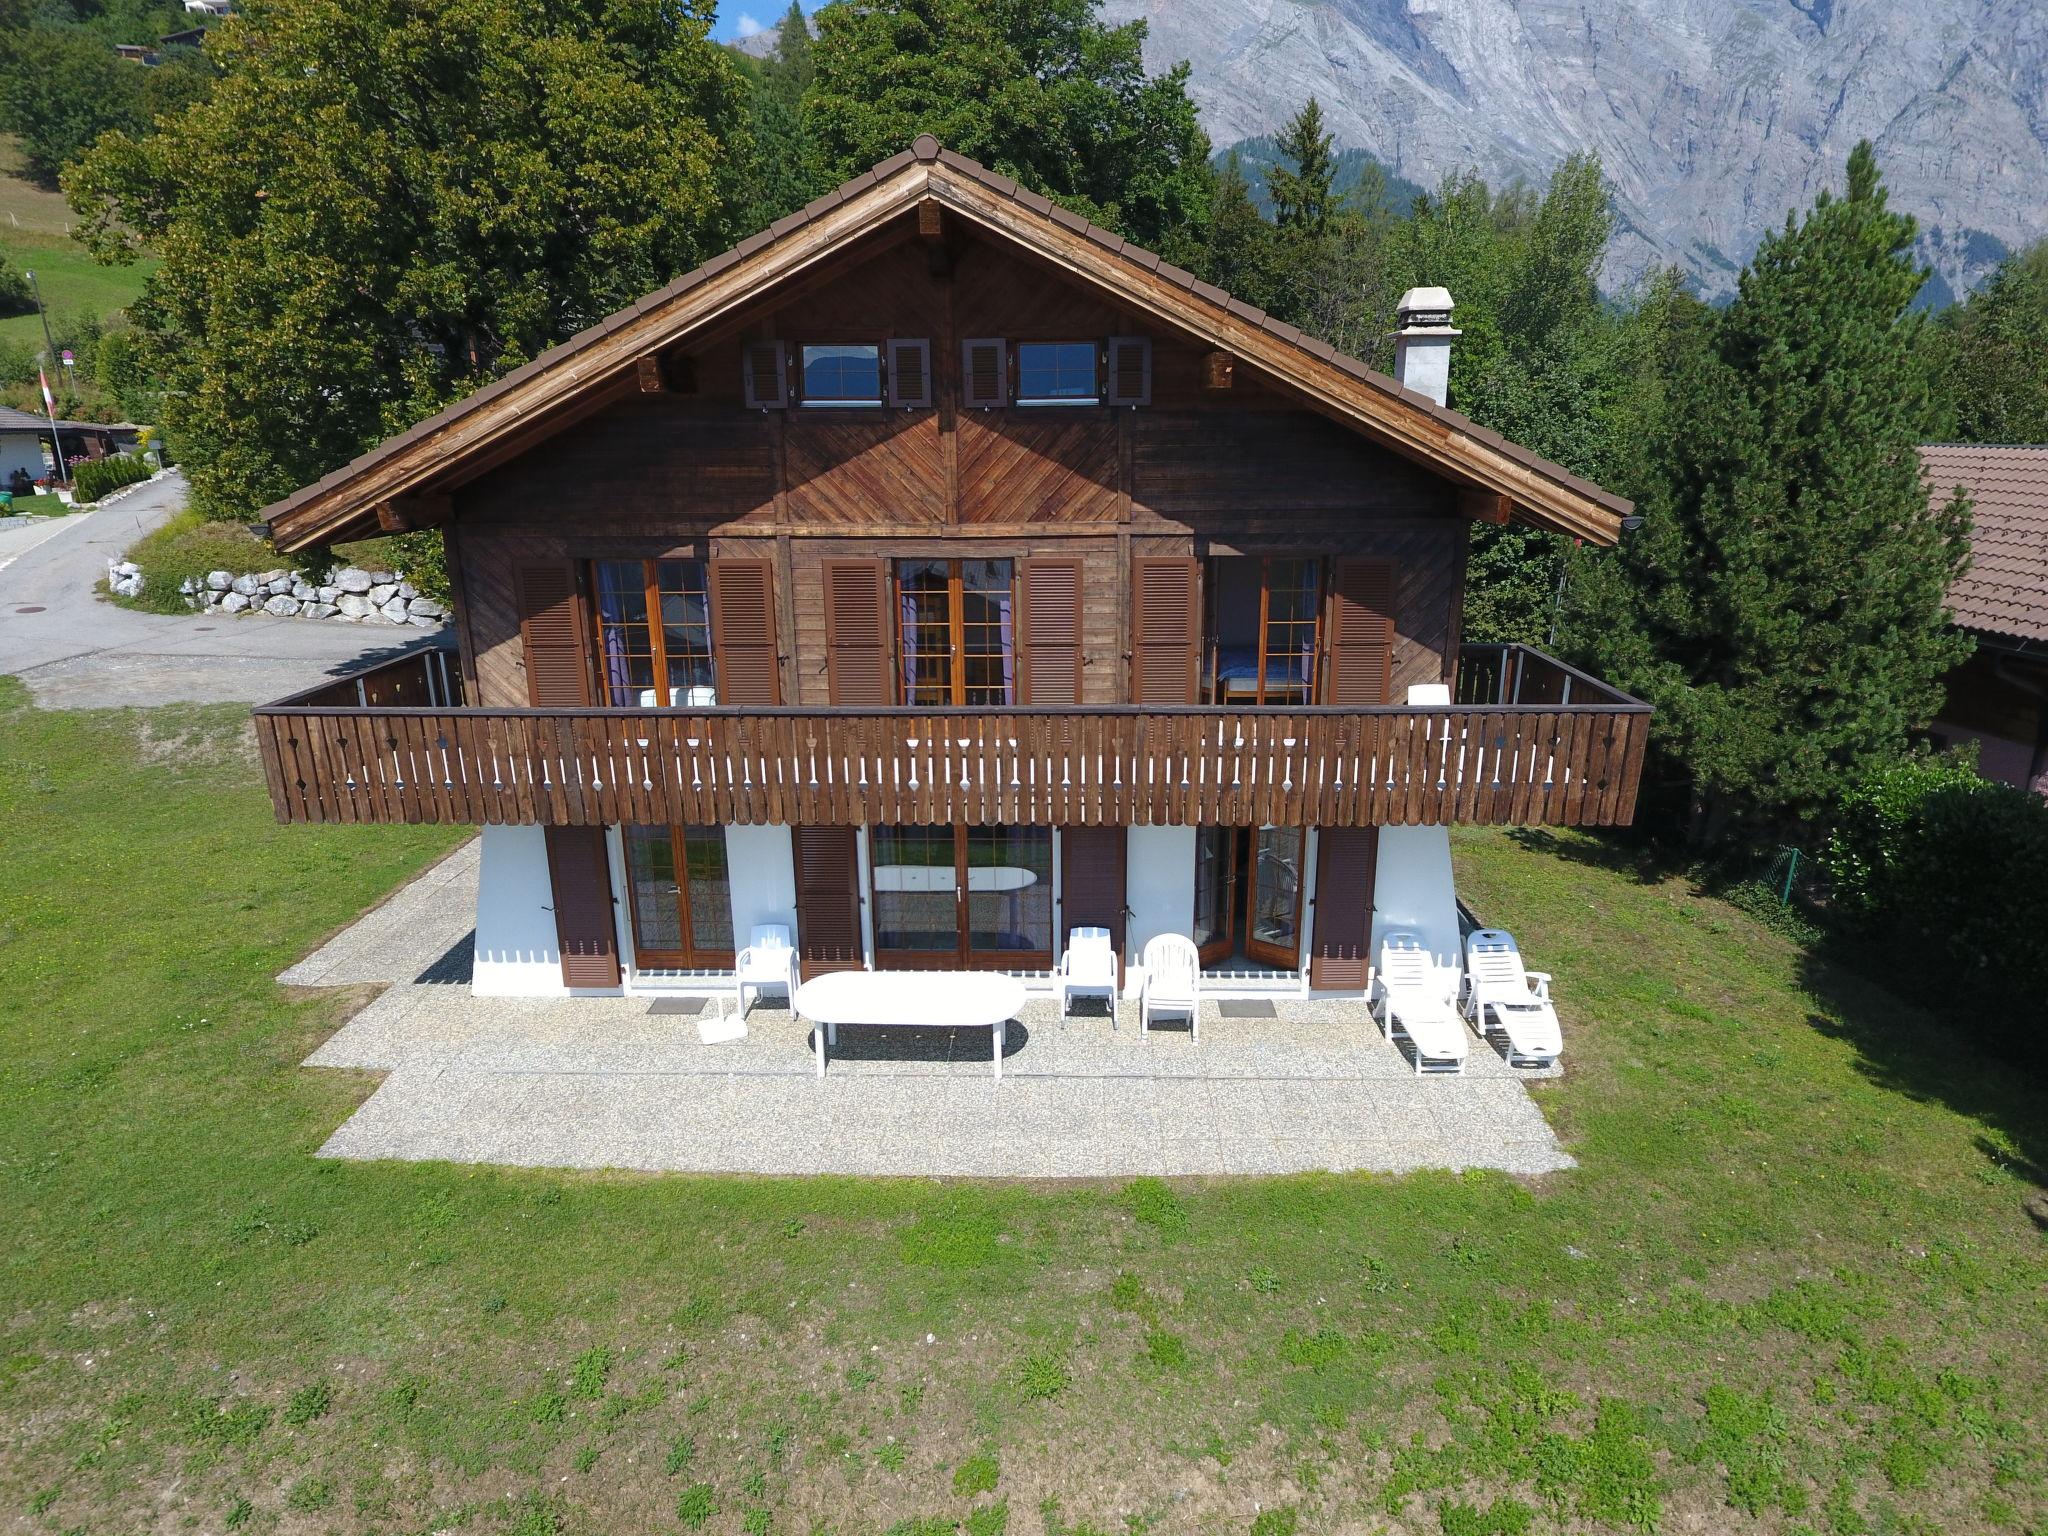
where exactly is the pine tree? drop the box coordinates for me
[1266,96,1336,233]
[1938,239,2048,444]
[745,1,822,225]
[1565,142,1973,844]
[1198,152,1276,312]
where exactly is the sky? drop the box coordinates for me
[710,0,817,44]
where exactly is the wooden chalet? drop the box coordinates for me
[254,137,1649,999]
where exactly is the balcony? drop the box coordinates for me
[253,644,1649,830]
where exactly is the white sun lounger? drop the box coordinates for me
[794,971,1027,1077]
[1370,930,1467,1075]
[1463,928,1563,1068]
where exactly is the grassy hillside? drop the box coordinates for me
[0,137,154,350]
[0,682,2041,1533]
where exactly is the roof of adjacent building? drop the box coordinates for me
[262,136,1634,551]
[1922,442,2048,644]
[0,406,136,436]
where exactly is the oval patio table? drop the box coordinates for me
[795,970,1028,1078]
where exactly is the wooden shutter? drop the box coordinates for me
[888,338,932,408]
[793,824,863,978]
[515,561,593,707]
[1018,556,1082,704]
[1059,825,1127,983]
[741,339,788,409]
[708,558,780,705]
[1105,335,1152,406]
[1308,826,1377,991]
[1130,556,1200,705]
[822,558,893,705]
[1324,559,1396,707]
[545,826,621,988]
[961,338,1007,408]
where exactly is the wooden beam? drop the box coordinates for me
[1460,488,1512,525]
[1201,351,1236,391]
[636,355,665,393]
[374,493,454,533]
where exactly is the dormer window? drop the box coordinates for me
[1016,341,1101,406]
[800,343,883,406]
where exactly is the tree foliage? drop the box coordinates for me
[1935,239,2048,445]
[737,1,820,228]
[800,0,1211,255]
[0,25,210,186]
[65,0,749,522]
[1565,143,1972,843]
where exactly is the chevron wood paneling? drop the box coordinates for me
[956,414,1121,522]
[786,415,946,524]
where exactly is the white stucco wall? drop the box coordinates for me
[1123,824,1195,995]
[1,429,49,487]
[724,823,798,950]
[473,823,570,997]
[1371,823,1461,1000]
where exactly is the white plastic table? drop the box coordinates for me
[795,970,1028,1077]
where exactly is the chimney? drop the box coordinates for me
[1392,286,1458,408]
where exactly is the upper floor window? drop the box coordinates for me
[1204,556,1323,707]
[897,557,1015,706]
[593,558,716,707]
[800,343,883,406]
[1016,341,1100,405]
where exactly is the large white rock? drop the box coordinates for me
[206,569,233,591]
[220,591,252,613]
[379,597,411,623]
[315,585,339,604]
[229,573,261,596]
[290,580,316,601]
[334,567,373,594]
[406,597,445,619]
[257,568,288,586]
[368,583,398,606]
[397,580,418,601]
[264,595,301,616]
[301,602,339,620]
[336,593,376,618]
[408,615,439,629]
[367,570,397,585]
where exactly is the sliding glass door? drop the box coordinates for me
[870,823,1052,968]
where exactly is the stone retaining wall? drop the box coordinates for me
[107,559,447,627]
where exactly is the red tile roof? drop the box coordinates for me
[1922,444,2048,643]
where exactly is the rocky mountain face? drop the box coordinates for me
[1098,0,2048,300]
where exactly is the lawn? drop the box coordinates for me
[0,139,155,350]
[0,680,2041,1535]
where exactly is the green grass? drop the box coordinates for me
[110,507,274,611]
[3,492,69,516]
[0,679,2043,1532]
[0,140,155,351]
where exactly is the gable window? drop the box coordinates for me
[592,558,716,707]
[800,343,883,406]
[896,557,1015,705]
[1015,341,1100,405]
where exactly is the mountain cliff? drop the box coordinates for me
[1099,0,2048,300]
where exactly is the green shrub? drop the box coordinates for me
[72,451,153,504]
[117,510,273,613]
[1822,756,2048,1071]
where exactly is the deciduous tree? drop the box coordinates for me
[1937,239,2048,445]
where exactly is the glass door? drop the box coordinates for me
[871,824,1052,968]
[1193,826,1239,967]
[1244,826,1306,970]
[623,825,735,968]
[896,559,1016,705]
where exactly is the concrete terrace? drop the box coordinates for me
[283,841,1574,1179]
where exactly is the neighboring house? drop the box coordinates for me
[181,0,231,14]
[0,408,142,491]
[1923,443,2048,795]
[252,138,1650,1001]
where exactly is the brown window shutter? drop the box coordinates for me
[1059,825,1127,983]
[1308,826,1377,991]
[544,825,621,988]
[1130,555,1200,705]
[1018,556,1083,704]
[1105,335,1152,406]
[707,558,781,705]
[515,561,593,707]
[1324,559,1396,706]
[888,338,932,408]
[961,338,1007,409]
[742,339,788,409]
[822,558,893,705]
[793,824,863,978]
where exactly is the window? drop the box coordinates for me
[592,558,716,707]
[1203,556,1323,706]
[623,824,734,967]
[895,558,1016,705]
[800,343,883,406]
[1015,341,1100,405]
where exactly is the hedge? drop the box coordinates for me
[1822,756,2048,1071]
[72,451,154,503]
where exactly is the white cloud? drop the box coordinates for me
[735,12,764,36]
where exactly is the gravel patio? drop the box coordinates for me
[282,841,1573,1178]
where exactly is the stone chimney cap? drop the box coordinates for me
[1395,285,1458,331]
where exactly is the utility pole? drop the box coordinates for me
[23,269,69,484]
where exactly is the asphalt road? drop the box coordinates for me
[0,473,443,709]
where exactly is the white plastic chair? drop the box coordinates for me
[1462,928,1562,1068]
[1138,933,1201,1040]
[733,923,798,1015]
[1370,929,1467,1075]
[1054,926,1118,1022]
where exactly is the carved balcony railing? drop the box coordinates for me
[253,644,1648,829]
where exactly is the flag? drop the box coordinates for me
[39,367,55,413]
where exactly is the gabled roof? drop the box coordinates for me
[264,137,1633,551]
[1922,443,2048,644]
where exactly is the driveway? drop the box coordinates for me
[0,472,445,708]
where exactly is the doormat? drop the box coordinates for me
[647,998,706,1016]
[1216,1000,1278,1019]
